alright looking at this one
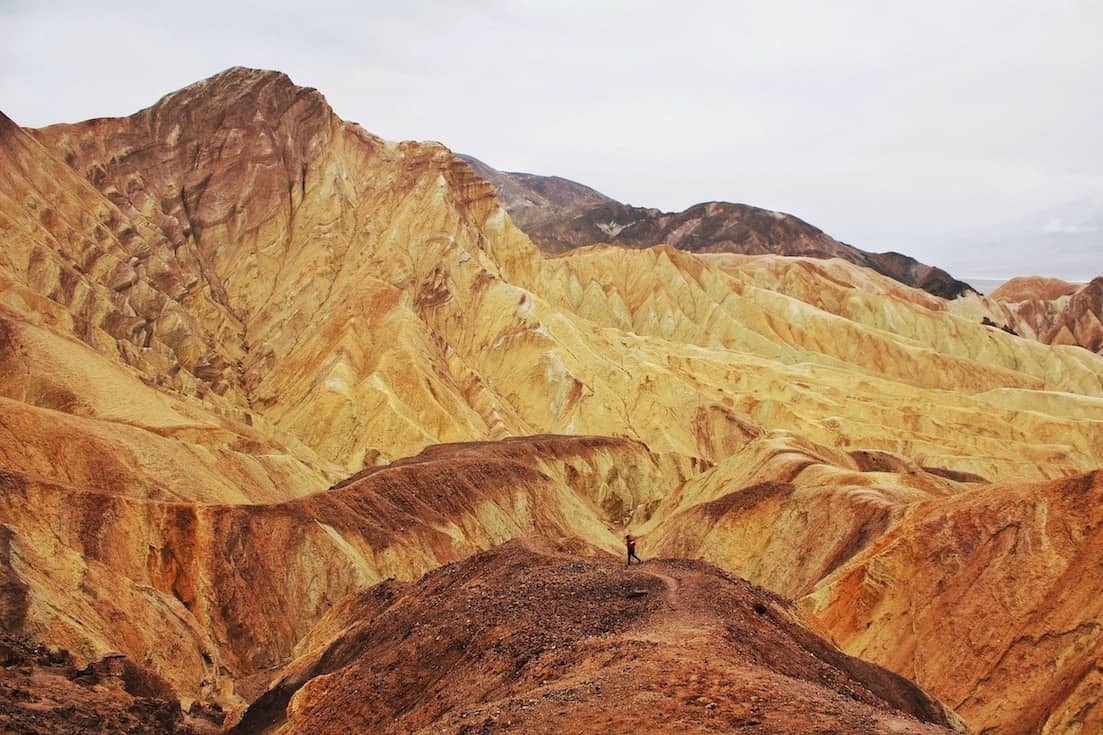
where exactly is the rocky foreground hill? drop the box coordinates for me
[1,67,1102,733]
[232,539,963,734]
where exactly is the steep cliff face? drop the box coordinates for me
[462,155,976,299]
[800,470,1103,734]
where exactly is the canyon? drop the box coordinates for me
[1,67,1101,733]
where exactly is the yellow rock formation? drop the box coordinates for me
[1,67,1101,733]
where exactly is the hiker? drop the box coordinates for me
[625,533,643,565]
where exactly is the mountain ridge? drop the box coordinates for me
[460,154,978,299]
[1,66,1102,733]
[230,539,964,734]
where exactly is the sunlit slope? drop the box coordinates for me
[641,431,967,598]
[5,68,1102,487]
[523,245,1102,395]
[504,245,1103,479]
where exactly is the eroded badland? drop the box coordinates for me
[0,68,1101,734]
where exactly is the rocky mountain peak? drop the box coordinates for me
[462,155,978,299]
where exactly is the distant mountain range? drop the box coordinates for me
[460,154,978,300]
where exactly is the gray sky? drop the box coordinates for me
[2,0,1101,279]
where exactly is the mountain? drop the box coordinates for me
[459,154,977,299]
[231,539,963,734]
[989,276,1103,353]
[800,468,1103,734]
[1,67,1102,734]
[990,275,1081,302]
[642,434,1103,734]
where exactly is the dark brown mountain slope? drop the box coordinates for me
[0,633,219,734]
[0,435,690,705]
[460,155,976,299]
[232,539,963,735]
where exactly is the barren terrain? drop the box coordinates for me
[0,67,1101,734]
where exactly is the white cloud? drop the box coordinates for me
[1044,219,1099,234]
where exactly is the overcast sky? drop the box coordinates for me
[2,0,1100,279]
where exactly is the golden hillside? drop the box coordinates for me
[1,68,1101,733]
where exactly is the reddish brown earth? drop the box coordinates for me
[232,539,962,735]
[461,155,976,299]
[1046,277,1103,352]
[0,435,692,707]
[990,276,1081,303]
[801,469,1103,734]
[0,634,221,734]
[990,276,1103,353]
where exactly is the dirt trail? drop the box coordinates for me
[642,567,681,598]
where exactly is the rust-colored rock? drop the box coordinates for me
[801,470,1103,734]
[634,431,1103,734]
[0,634,216,734]
[990,276,1081,303]
[985,276,1103,354]
[0,436,692,707]
[1042,277,1103,353]
[232,540,963,734]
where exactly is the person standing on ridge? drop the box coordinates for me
[625,533,643,565]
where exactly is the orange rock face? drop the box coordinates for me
[987,277,1103,354]
[801,470,1103,734]
[1,67,1102,734]
[990,276,1081,303]
[0,436,692,705]
[625,429,1103,733]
